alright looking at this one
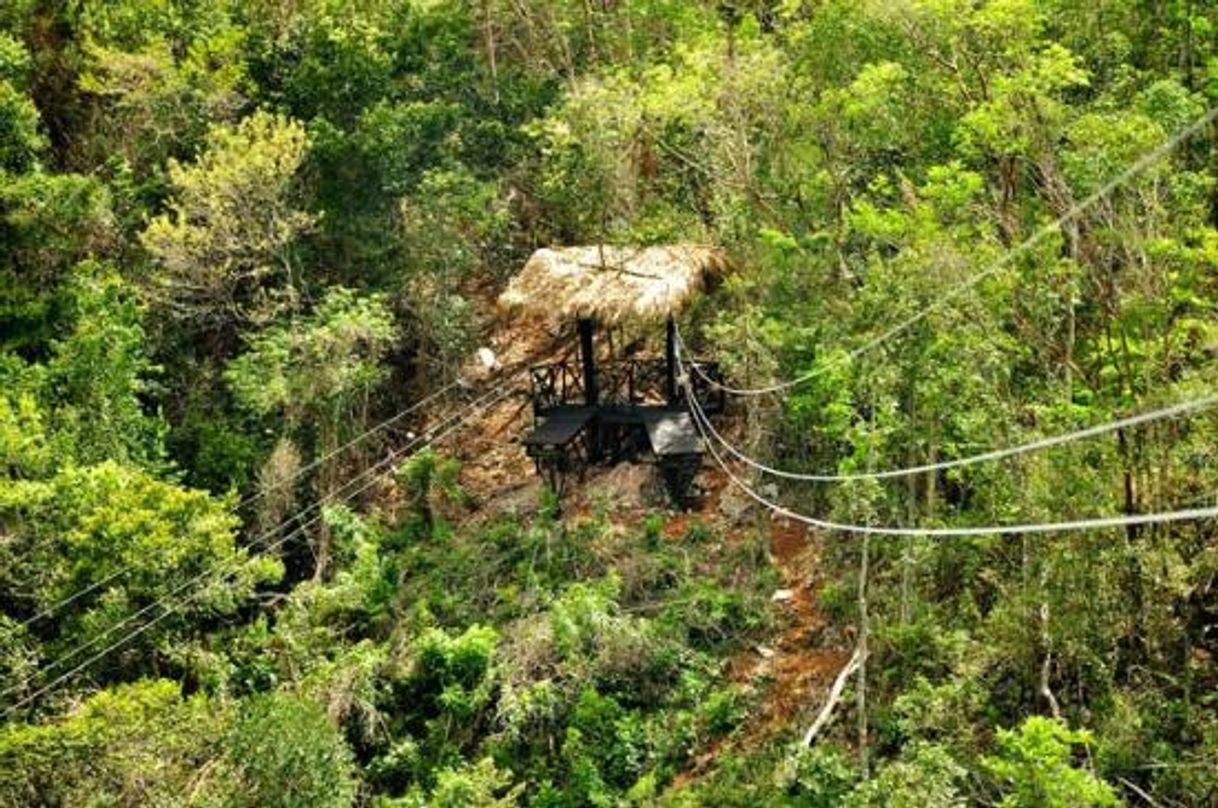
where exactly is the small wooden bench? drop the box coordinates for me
[640,410,702,505]
[522,407,595,493]
[522,406,594,452]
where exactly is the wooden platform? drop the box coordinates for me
[523,405,700,456]
[521,406,594,449]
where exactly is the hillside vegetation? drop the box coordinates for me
[2,1,1217,805]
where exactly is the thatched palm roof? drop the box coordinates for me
[498,244,729,324]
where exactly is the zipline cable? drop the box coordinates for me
[676,351,1218,537]
[1,379,521,715]
[3,377,469,636]
[0,382,505,704]
[1,378,517,697]
[682,105,1218,397]
[685,382,1218,482]
[1,380,519,716]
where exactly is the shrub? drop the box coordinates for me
[643,513,664,550]
[779,744,858,805]
[409,757,523,808]
[413,624,498,719]
[0,680,224,806]
[982,716,1119,808]
[846,742,966,807]
[220,691,358,808]
[700,687,748,736]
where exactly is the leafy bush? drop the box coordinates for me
[412,624,498,720]
[699,686,748,736]
[983,717,1119,807]
[0,679,224,807]
[0,79,44,172]
[420,757,523,807]
[0,461,281,689]
[661,578,766,651]
[846,742,966,807]
[219,691,358,808]
[780,744,858,805]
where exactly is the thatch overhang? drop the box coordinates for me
[498,244,729,324]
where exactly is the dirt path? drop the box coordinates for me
[675,511,848,786]
[746,517,847,738]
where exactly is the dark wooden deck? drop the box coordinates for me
[521,349,721,504]
[522,405,701,459]
[521,406,594,449]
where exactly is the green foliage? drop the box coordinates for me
[0,79,44,172]
[642,512,664,549]
[141,110,315,325]
[0,262,164,472]
[983,717,1119,807]
[0,388,50,477]
[250,6,392,128]
[846,743,967,807]
[420,757,523,808]
[4,0,1218,804]
[699,686,747,736]
[661,577,764,651]
[74,26,248,185]
[412,624,498,721]
[0,461,281,696]
[396,447,465,539]
[226,286,395,420]
[780,744,858,805]
[43,263,166,466]
[219,691,358,808]
[0,679,225,807]
[226,284,396,574]
[0,171,116,352]
[0,32,30,85]
[397,166,503,383]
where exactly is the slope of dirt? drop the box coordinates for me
[436,305,561,505]
[737,518,847,741]
[673,512,849,787]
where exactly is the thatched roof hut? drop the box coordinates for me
[498,244,729,324]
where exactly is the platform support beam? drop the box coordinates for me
[665,314,677,406]
[579,318,598,406]
[578,317,602,461]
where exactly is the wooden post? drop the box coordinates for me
[579,317,601,461]
[579,318,598,406]
[665,314,677,406]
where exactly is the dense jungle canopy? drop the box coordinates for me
[1,1,1217,805]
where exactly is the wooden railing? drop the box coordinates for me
[529,359,585,415]
[529,357,725,417]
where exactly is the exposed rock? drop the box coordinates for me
[717,487,752,523]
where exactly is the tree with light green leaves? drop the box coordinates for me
[142,110,315,329]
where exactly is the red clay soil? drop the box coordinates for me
[432,304,562,504]
[673,514,849,788]
[752,533,848,737]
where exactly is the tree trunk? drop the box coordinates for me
[857,531,870,779]
[312,417,339,581]
[482,0,500,103]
